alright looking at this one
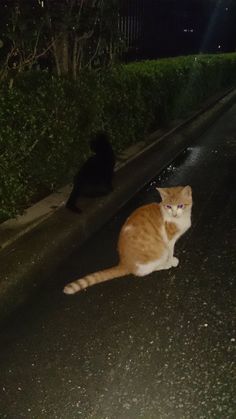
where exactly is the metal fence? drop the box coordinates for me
[118,0,145,61]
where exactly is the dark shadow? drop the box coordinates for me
[66,132,116,213]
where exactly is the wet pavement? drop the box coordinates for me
[0,104,236,419]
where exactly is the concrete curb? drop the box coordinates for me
[1,87,236,323]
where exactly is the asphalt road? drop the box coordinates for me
[0,104,236,419]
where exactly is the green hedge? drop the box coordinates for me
[1,53,236,222]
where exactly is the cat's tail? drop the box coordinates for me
[63,264,129,295]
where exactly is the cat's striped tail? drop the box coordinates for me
[63,264,129,295]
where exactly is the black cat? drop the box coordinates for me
[66,132,116,213]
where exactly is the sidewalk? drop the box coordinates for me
[0,88,236,323]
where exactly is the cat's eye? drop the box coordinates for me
[178,204,184,209]
[166,205,172,209]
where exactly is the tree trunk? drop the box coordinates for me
[52,37,62,76]
[72,36,79,80]
[52,33,69,76]
[61,32,69,75]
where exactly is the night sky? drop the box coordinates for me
[124,0,236,60]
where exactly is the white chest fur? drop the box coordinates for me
[163,208,191,244]
[174,211,191,233]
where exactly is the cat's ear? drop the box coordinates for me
[182,185,192,197]
[156,187,168,200]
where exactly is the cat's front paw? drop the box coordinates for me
[171,257,179,267]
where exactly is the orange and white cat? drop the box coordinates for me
[63,185,192,294]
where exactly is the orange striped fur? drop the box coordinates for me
[63,185,192,294]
